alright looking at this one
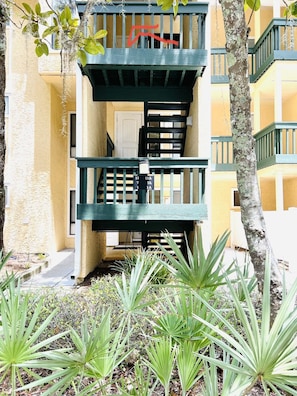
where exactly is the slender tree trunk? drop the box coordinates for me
[0,3,7,251]
[220,0,282,318]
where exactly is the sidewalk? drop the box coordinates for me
[22,249,75,288]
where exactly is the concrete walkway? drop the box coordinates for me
[21,247,296,291]
[22,249,75,288]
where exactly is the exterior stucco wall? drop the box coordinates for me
[78,77,107,280]
[4,20,56,254]
[259,178,276,211]
[284,177,297,209]
[211,177,236,244]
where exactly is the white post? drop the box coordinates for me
[275,171,284,211]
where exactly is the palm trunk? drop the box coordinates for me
[0,4,7,251]
[219,0,282,319]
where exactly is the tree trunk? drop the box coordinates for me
[220,0,282,319]
[0,3,7,251]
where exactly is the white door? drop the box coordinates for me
[111,111,144,246]
[115,112,143,157]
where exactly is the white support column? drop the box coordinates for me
[275,171,284,211]
[274,65,282,122]
[273,0,281,18]
[74,64,83,281]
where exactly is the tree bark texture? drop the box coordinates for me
[219,0,282,318]
[0,3,7,251]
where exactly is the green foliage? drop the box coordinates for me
[194,257,297,395]
[145,337,175,396]
[112,248,170,284]
[157,0,188,17]
[0,250,14,292]
[176,340,203,396]
[157,230,233,292]
[0,281,68,396]
[151,287,219,350]
[116,362,157,395]
[20,309,131,395]
[284,0,297,17]
[21,2,107,66]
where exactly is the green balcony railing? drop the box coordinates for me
[212,18,297,83]
[211,136,234,171]
[76,1,208,67]
[211,122,297,171]
[77,157,208,221]
[255,122,297,169]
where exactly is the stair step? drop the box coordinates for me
[146,138,184,144]
[147,114,187,123]
[146,102,190,112]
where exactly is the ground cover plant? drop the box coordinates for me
[0,232,296,395]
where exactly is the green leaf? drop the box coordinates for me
[42,26,59,38]
[22,3,34,15]
[93,29,108,40]
[60,6,72,22]
[77,49,87,66]
[245,0,261,11]
[35,2,41,15]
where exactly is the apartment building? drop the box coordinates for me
[4,0,297,282]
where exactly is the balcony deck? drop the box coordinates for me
[77,157,208,224]
[211,123,297,171]
[211,18,297,84]
[76,1,208,101]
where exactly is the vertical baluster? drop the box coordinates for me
[123,169,127,204]
[122,12,126,48]
[180,14,183,49]
[200,169,205,203]
[180,169,184,203]
[169,14,173,49]
[151,169,155,203]
[189,14,193,49]
[160,170,164,203]
[151,13,154,49]
[80,168,87,204]
[103,14,107,48]
[132,169,137,203]
[189,168,193,204]
[160,14,164,48]
[113,169,117,204]
[216,142,219,165]
[93,168,97,204]
[293,128,296,154]
[103,168,107,204]
[113,14,116,48]
[141,13,145,48]
[170,169,174,203]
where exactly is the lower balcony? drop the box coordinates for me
[77,157,208,223]
[211,122,297,171]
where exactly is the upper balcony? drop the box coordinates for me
[76,1,208,102]
[211,122,297,171]
[212,18,297,84]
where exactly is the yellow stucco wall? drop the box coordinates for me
[284,177,297,209]
[4,15,56,253]
[259,178,276,210]
[211,177,237,244]
[79,77,107,279]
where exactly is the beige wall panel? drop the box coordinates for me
[211,177,237,245]
[284,178,297,209]
[4,18,57,253]
[259,178,276,210]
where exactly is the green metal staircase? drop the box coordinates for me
[139,102,190,157]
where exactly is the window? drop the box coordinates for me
[69,190,76,235]
[69,113,76,158]
[232,189,240,207]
